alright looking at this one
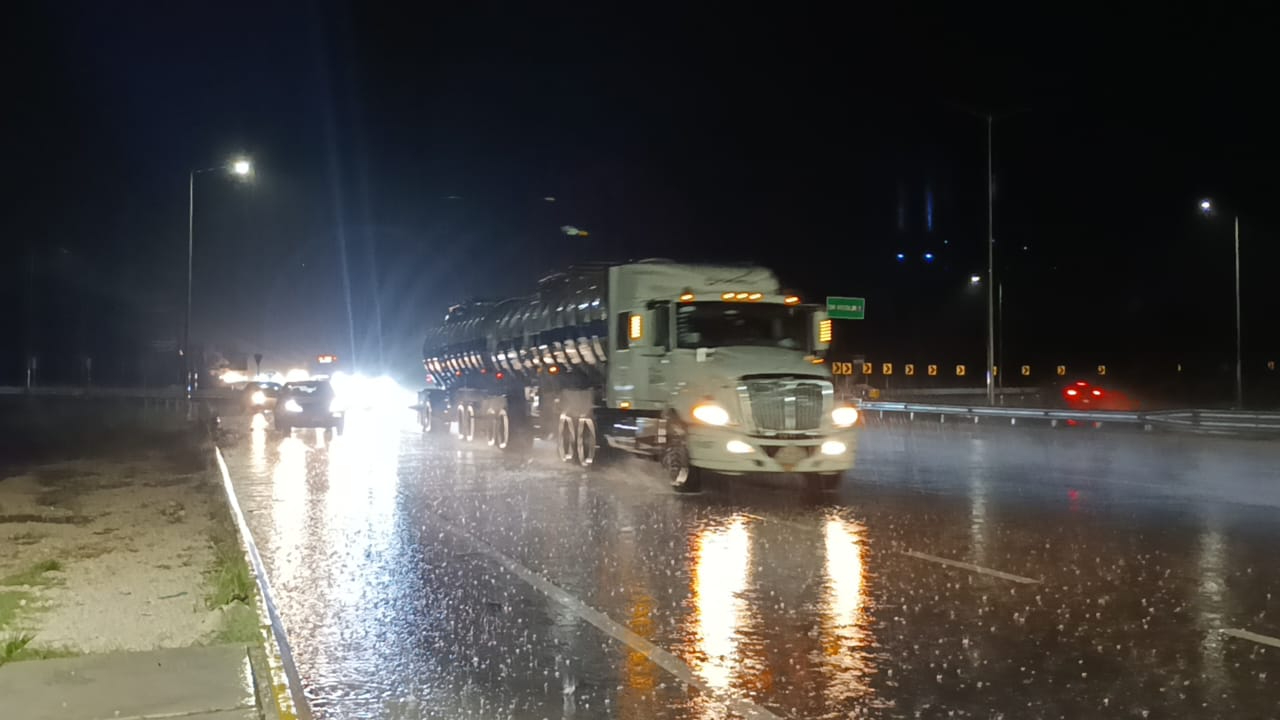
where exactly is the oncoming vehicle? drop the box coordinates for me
[275,379,344,434]
[243,381,282,412]
[417,260,859,492]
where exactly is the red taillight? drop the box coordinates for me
[1075,381,1088,387]
[1065,388,1078,397]
[495,372,504,380]
[1091,389,1103,397]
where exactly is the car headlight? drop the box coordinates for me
[250,390,266,405]
[831,406,859,427]
[283,399,303,413]
[691,403,730,426]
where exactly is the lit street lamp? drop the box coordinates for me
[184,157,253,394]
[1198,198,1243,408]
[969,274,982,285]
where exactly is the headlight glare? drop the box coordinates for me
[725,439,754,454]
[821,440,848,456]
[251,390,266,405]
[831,406,859,427]
[284,399,303,413]
[691,403,730,426]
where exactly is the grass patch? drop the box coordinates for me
[0,590,33,629]
[204,515,253,609]
[0,559,63,587]
[0,633,76,666]
[213,602,261,644]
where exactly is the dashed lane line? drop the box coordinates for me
[1222,628,1280,649]
[902,550,1042,584]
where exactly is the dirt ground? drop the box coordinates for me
[0,441,233,654]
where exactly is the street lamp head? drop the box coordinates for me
[1199,198,1213,214]
[231,159,252,176]
[970,274,982,285]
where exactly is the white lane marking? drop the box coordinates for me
[428,512,781,720]
[1222,628,1280,649]
[902,550,1041,584]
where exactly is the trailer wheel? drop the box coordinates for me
[420,400,439,433]
[577,416,599,468]
[461,405,477,442]
[557,415,577,463]
[493,409,511,450]
[663,435,702,493]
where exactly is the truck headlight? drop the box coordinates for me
[251,390,266,405]
[831,406,859,427]
[283,399,303,413]
[821,440,848,455]
[725,439,754,454]
[691,403,730,426]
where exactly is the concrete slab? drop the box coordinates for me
[0,644,258,720]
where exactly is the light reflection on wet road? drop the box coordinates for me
[221,412,1280,719]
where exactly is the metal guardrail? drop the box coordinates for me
[859,401,1280,435]
[0,386,230,400]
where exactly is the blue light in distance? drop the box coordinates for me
[923,252,935,262]
[895,252,906,262]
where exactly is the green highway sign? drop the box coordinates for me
[826,296,866,320]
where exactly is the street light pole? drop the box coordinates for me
[1234,214,1242,408]
[184,170,195,394]
[985,115,995,405]
[183,158,252,396]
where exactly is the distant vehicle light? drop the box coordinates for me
[783,295,801,305]
[1065,389,1079,397]
[251,390,266,405]
[970,274,982,284]
[1091,389,1103,397]
[820,440,847,456]
[896,253,906,261]
[831,406,858,427]
[923,252,935,262]
[284,398,303,413]
[691,403,730,426]
[495,371,504,380]
[725,439,754,454]
[1076,381,1088,386]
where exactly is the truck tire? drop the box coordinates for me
[805,472,840,492]
[420,400,445,434]
[662,437,702,492]
[462,405,477,442]
[557,415,577,463]
[577,416,601,468]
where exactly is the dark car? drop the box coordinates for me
[1058,379,1136,411]
[275,379,345,434]
[243,381,282,412]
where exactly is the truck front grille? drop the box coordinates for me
[742,379,828,432]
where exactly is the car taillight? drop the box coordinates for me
[1065,389,1078,397]
[1091,389,1103,397]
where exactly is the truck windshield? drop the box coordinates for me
[676,302,808,349]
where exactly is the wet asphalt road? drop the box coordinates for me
[220,411,1280,719]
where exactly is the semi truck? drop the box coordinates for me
[416,260,859,491]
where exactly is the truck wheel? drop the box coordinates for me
[462,405,477,442]
[493,409,510,450]
[805,472,840,492]
[420,400,440,433]
[557,415,577,463]
[577,417,601,468]
[663,439,702,493]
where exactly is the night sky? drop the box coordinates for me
[3,3,1278,386]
